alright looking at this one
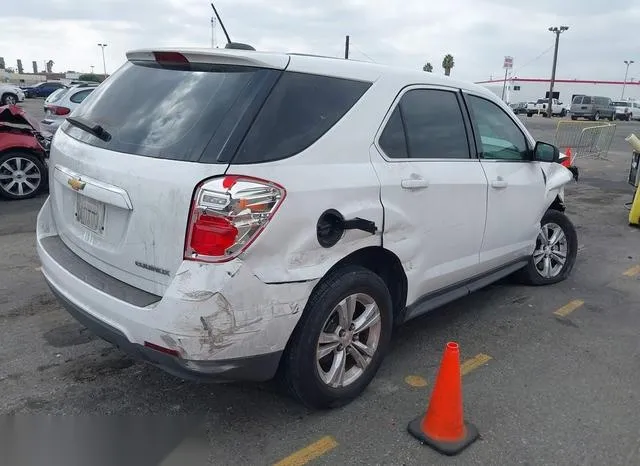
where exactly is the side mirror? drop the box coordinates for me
[533,141,559,163]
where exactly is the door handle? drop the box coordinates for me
[401,178,429,190]
[491,178,508,189]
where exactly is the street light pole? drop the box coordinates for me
[97,43,108,77]
[622,60,634,99]
[547,26,569,118]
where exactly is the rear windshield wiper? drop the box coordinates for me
[66,116,112,142]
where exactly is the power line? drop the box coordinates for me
[512,45,554,76]
[350,43,377,63]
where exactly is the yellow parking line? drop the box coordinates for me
[273,436,338,466]
[460,353,493,376]
[553,299,584,317]
[623,265,640,277]
[404,375,428,387]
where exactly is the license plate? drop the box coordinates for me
[75,194,106,233]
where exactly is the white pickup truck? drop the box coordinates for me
[527,98,567,117]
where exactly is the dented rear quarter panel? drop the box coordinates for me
[230,80,400,284]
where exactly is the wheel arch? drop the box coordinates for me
[298,246,408,327]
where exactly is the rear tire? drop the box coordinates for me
[527,112,533,117]
[571,115,577,121]
[592,112,600,121]
[281,265,393,409]
[516,210,578,286]
[0,151,46,200]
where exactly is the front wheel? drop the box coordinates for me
[571,115,577,121]
[1,93,17,105]
[281,265,393,409]
[0,151,46,200]
[517,210,578,286]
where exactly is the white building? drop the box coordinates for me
[476,77,640,105]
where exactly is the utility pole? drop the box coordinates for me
[622,60,634,99]
[344,35,350,60]
[546,26,569,118]
[90,65,94,74]
[98,43,108,77]
[211,16,216,48]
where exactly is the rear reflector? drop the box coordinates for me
[144,341,180,357]
[153,51,189,66]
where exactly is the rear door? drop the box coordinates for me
[464,92,545,270]
[370,86,488,305]
[49,52,287,295]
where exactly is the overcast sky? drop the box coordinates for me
[1,0,639,82]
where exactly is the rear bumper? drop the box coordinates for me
[47,283,282,382]
[36,196,317,382]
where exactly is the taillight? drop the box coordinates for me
[184,175,286,262]
[46,105,70,116]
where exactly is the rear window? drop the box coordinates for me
[536,99,546,104]
[62,61,280,162]
[46,88,68,103]
[69,89,94,104]
[613,101,628,107]
[232,72,371,164]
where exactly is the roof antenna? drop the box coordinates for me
[210,2,255,51]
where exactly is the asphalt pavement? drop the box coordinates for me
[1,101,640,465]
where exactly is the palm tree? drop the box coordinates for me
[423,62,433,73]
[442,54,455,76]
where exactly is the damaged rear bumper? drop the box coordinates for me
[36,197,317,383]
[47,284,281,382]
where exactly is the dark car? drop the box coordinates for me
[510,102,528,115]
[23,82,67,98]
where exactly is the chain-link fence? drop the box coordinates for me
[554,121,617,160]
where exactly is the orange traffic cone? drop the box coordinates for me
[407,342,479,455]
[561,147,573,167]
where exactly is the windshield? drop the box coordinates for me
[61,61,280,162]
[536,99,547,104]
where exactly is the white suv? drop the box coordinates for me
[36,48,577,409]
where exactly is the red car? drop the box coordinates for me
[0,105,51,200]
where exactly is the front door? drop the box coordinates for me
[464,93,546,270]
[370,86,488,306]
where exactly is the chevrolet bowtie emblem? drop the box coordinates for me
[68,177,86,191]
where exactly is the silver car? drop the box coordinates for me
[40,83,98,132]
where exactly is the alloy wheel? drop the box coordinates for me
[0,156,42,198]
[533,222,568,279]
[316,293,382,389]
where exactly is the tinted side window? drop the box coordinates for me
[467,94,529,161]
[398,89,469,159]
[582,96,592,104]
[233,72,371,164]
[379,107,408,158]
[70,89,93,104]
